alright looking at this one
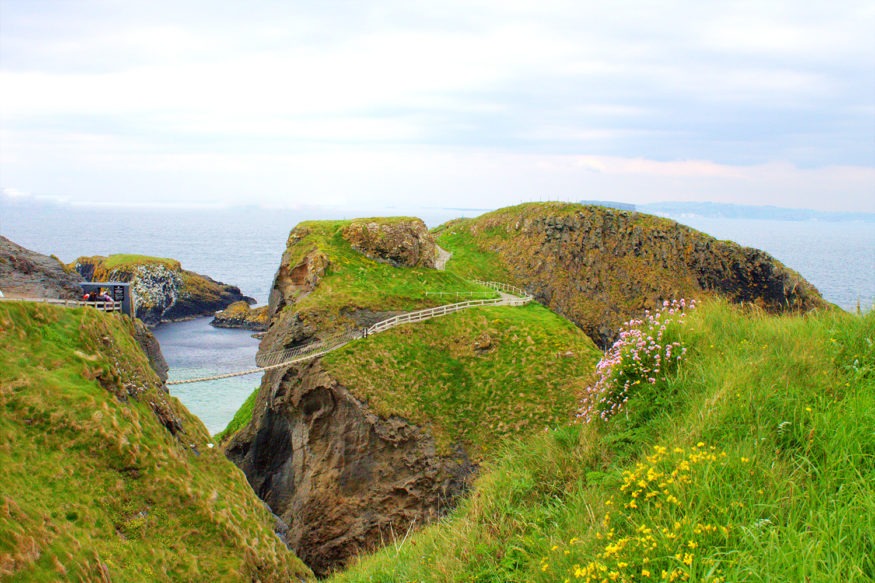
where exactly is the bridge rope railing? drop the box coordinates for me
[165,280,532,386]
[0,297,121,312]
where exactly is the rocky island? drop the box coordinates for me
[70,254,254,326]
[211,301,270,332]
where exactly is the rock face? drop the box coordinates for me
[0,236,83,299]
[263,223,404,352]
[132,318,170,382]
[71,255,254,326]
[211,301,269,331]
[444,203,829,346]
[225,359,475,576]
[341,218,437,268]
[225,218,473,574]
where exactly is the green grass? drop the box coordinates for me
[323,302,601,457]
[329,301,875,582]
[433,219,513,283]
[0,302,313,581]
[102,254,181,271]
[214,386,259,445]
[281,219,499,332]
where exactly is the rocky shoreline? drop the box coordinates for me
[69,254,254,326]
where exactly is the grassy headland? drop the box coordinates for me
[330,300,874,582]
[0,302,312,581]
[434,203,829,347]
[323,302,602,457]
[284,219,497,316]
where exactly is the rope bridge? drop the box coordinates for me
[165,281,532,386]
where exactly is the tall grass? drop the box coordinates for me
[331,301,875,582]
[0,303,312,581]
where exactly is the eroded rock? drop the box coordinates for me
[341,218,437,268]
[0,236,83,299]
[70,255,253,326]
[225,360,475,576]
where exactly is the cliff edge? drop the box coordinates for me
[0,235,83,299]
[225,217,600,575]
[436,203,829,346]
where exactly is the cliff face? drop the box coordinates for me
[438,203,829,346]
[225,216,601,575]
[0,236,83,299]
[225,360,474,576]
[71,255,254,326]
[261,219,440,353]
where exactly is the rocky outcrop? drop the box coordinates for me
[444,203,829,346]
[341,218,437,268]
[71,255,254,326]
[0,236,83,299]
[225,359,475,576]
[211,301,269,331]
[132,318,169,382]
[268,228,330,317]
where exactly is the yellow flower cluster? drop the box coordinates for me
[547,444,734,582]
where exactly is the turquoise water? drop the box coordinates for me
[151,317,261,435]
[3,201,873,434]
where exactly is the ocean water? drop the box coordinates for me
[2,201,873,434]
[151,317,262,434]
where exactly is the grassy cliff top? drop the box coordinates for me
[0,302,312,581]
[74,254,183,272]
[330,300,875,582]
[323,302,601,457]
[280,218,498,317]
[434,202,828,347]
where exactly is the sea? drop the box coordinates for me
[2,201,873,435]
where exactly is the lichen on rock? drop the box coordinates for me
[211,301,269,331]
[70,254,253,326]
[437,203,830,346]
[341,217,438,268]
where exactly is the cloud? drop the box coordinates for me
[0,0,872,211]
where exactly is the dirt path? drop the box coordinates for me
[435,246,452,271]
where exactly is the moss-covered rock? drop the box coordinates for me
[261,219,491,353]
[70,254,254,326]
[341,217,437,268]
[211,301,269,331]
[0,301,313,581]
[436,202,829,346]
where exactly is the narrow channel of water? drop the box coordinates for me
[151,317,262,436]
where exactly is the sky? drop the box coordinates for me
[1,0,873,212]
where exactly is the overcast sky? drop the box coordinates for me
[1,0,873,212]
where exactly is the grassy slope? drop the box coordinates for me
[0,302,312,582]
[220,221,602,454]
[285,220,497,318]
[323,303,601,457]
[331,301,874,582]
